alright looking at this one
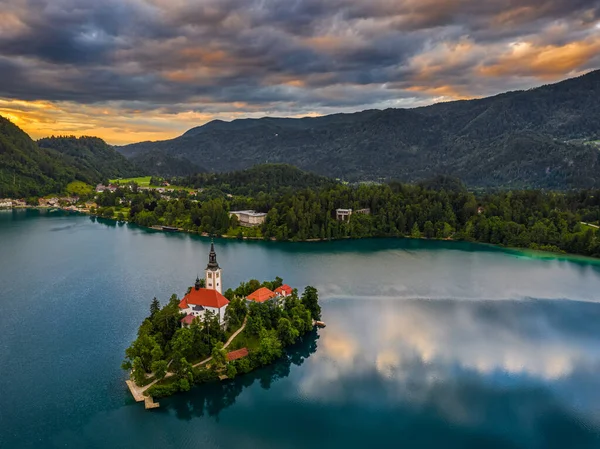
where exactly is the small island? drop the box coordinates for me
[122,241,322,407]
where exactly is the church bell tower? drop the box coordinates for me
[205,240,222,294]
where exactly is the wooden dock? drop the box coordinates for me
[126,380,145,402]
[144,396,160,409]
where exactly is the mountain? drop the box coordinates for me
[118,70,600,189]
[38,136,142,182]
[0,119,140,197]
[128,149,204,177]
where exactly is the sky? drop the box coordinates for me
[0,0,599,145]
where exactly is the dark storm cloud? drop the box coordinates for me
[0,0,598,143]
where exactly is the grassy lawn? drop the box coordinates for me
[227,329,260,351]
[66,181,94,196]
[110,176,152,186]
[110,176,194,192]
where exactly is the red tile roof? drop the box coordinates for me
[179,287,229,309]
[180,314,196,325]
[247,287,277,303]
[226,348,249,361]
[274,284,293,296]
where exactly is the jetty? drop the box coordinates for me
[144,396,160,410]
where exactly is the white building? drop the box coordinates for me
[179,242,229,326]
[230,210,267,227]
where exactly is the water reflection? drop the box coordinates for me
[302,299,600,429]
[165,330,319,421]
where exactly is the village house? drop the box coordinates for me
[229,210,267,227]
[179,242,229,327]
[95,184,118,193]
[0,199,12,209]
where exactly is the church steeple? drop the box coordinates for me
[206,239,219,271]
[195,276,201,290]
[205,240,223,294]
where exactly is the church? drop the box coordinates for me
[179,242,229,327]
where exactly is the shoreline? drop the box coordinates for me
[10,206,600,265]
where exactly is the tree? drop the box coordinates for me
[301,286,321,321]
[151,360,168,380]
[149,297,160,318]
[277,317,299,346]
[211,342,227,372]
[171,327,194,360]
[411,222,422,238]
[226,363,237,379]
[132,357,146,385]
[256,329,282,366]
[247,314,264,336]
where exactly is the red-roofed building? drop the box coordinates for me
[226,348,249,361]
[179,283,229,324]
[180,314,197,328]
[247,287,277,303]
[274,284,293,297]
[179,242,229,326]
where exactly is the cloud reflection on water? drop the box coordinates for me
[300,298,600,425]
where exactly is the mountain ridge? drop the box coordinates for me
[118,69,600,188]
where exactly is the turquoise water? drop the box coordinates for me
[1,210,600,448]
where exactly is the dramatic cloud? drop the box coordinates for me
[0,0,598,143]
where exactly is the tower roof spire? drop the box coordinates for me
[206,239,219,271]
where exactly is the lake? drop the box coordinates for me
[1,209,600,448]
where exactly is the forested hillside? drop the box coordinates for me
[119,70,600,189]
[0,118,141,197]
[129,149,203,177]
[38,136,142,182]
[180,164,337,196]
[0,116,78,197]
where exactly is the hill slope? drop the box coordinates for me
[0,120,140,197]
[181,163,337,196]
[38,136,142,182]
[119,70,600,189]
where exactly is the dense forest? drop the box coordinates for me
[179,163,337,196]
[118,70,600,189]
[122,279,320,398]
[0,116,80,197]
[91,170,600,258]
[38,136,142,182]
[0,117,141,197]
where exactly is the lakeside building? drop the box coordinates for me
[0,199,12,209]
[179,242,229,327]
[335,208,371,221]
[230,210,267,227]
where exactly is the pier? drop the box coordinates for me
[144,396,160,410]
